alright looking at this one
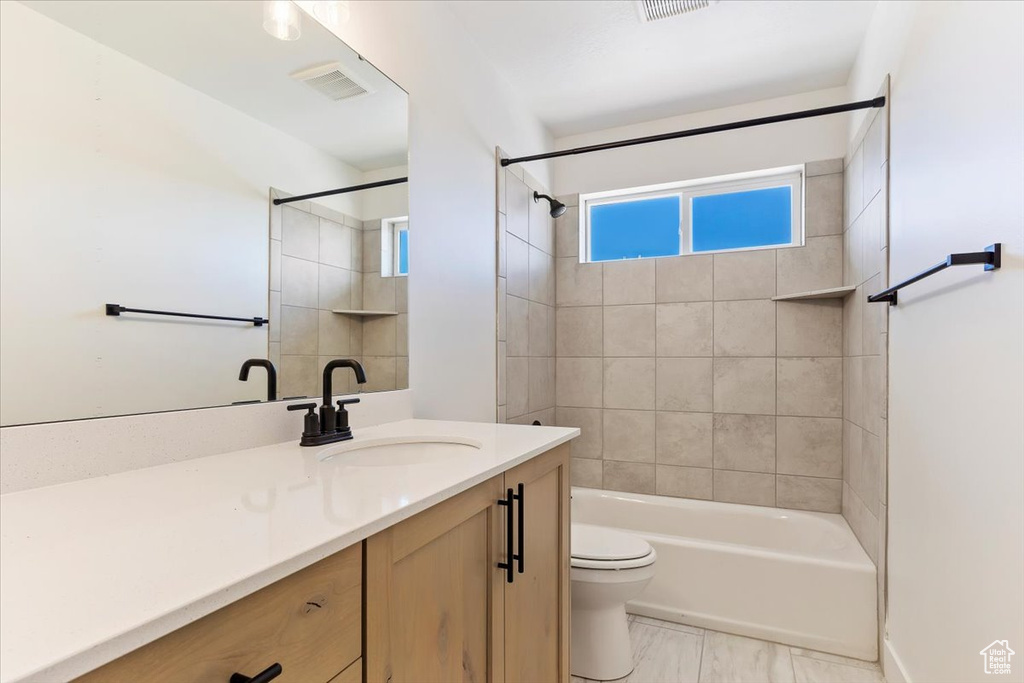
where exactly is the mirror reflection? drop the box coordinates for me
[0,0,410,426]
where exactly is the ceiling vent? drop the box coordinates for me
[637,0,719,22]
[291,62,373,102]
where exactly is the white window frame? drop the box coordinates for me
[578,165,804,263]
[381,216,409,277]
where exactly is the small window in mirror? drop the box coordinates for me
[381,217,409,277]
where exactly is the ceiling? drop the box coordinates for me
[21,0,408,171]
[445,0,878,138]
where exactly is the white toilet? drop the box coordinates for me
[570,523,657,681]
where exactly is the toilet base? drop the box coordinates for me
[571,604,634,680]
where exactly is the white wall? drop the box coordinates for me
[361,164,410,221]
[849,2,1024,681]
[296,0,553,422]
[552,87,850,196]
[0,2,369,425]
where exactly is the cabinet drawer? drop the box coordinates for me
[76,544,362,683]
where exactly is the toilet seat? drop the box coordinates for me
[571,523,656,571]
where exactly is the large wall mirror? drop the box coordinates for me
[0,1,410,426]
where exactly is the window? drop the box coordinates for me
[580,167,802,263]
[381,217,409,277]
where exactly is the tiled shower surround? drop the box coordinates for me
[497,159,557,426]
[270,192,409,398]
[501,160,850,514]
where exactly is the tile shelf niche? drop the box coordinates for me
[332,309,399,316]
[771,285,856,302]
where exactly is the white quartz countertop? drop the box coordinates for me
[0,419,578,683]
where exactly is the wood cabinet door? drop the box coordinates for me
[365,475,506,683]
[503,444,570,683]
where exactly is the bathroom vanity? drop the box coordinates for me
[0,420,576,683]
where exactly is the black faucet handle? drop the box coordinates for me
[336,398,361,408]
[287,402,320,439]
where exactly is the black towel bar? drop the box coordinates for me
[867,243,1001,306]
[105,304,268,326]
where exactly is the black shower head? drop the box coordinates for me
[534,191,567,218]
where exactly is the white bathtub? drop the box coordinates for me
[572,488,877,661]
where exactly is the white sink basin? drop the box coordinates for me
[317,435,483,467]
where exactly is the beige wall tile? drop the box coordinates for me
[843,288,864,357]
[556,258,603,306]
[777,300,842,357]
[862,354,885,436]
[805,159,844,177]
[656,465,713,500]
[777,475,841,513]
[497,215,507,278]
[497,277,507,342]
[862,275,886,356]
[317,310,350,357]
[319,219,351,269]
[556,357,603,408]
[857,429,883,516]
[506,173,529,240]
[656,411,713,468]
[395,277,408,313]
[280,305,318,355]
[713,250,775,300]
[269,291,282,343]
[268,342,280,370]
[656,255,713,302]
[350,228,363,272]
[281,256,319,308]
[363,273,396,312]
[361,229,381,273]
[555,206,580,258]
[656,302,713,357]
[529,245,555,305]
[507,295,529,357]
[713,300,776,357]
[572,457,603,488]
[528,301,554,357]
[842,482,879,563]
[603,409,655,463]
[318,265,351,311]
[279,354,318,398]
[604,259,656,305]
[713,470,775,506]
[844,355,864,425]
[396,356,409,390]
[778,357,843,418]
[506,356,529,417]
[777,416,842,478]
[363,316,397,356]
[843,419,863,487]
[604,358,656,410]
[846,147,864,226]
[655,358,713,412]
[528,357,556,413]
[270,239,282,292]
[805,173,844,237]
[350,273,363,310]
[713,413,776,473]
[507,234,530,299]
[603,461,655,494]
[362,356,397,392]
[713,358,776,414]
[556,407,603,460]
[604,305,656,357]
[281,206,319,260]
[777,236,843,296]
[556,306,602,357]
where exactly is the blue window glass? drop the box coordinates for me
[589,196,680,262]
[691,187,791,253]
[397,228,409,276]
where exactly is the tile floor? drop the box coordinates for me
[571,615,885,683]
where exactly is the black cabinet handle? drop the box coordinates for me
[497,487,515,583]
[230,663,282,683]
[515,482,525,574]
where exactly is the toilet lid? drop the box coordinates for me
[571,523,652,561]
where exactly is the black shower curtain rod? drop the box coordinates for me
[273,176,408,206]
[500,96,886,167]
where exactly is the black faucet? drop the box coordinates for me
[238,359,277,401]
[287,359,367,447]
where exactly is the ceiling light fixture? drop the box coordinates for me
[263,0,301,41]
